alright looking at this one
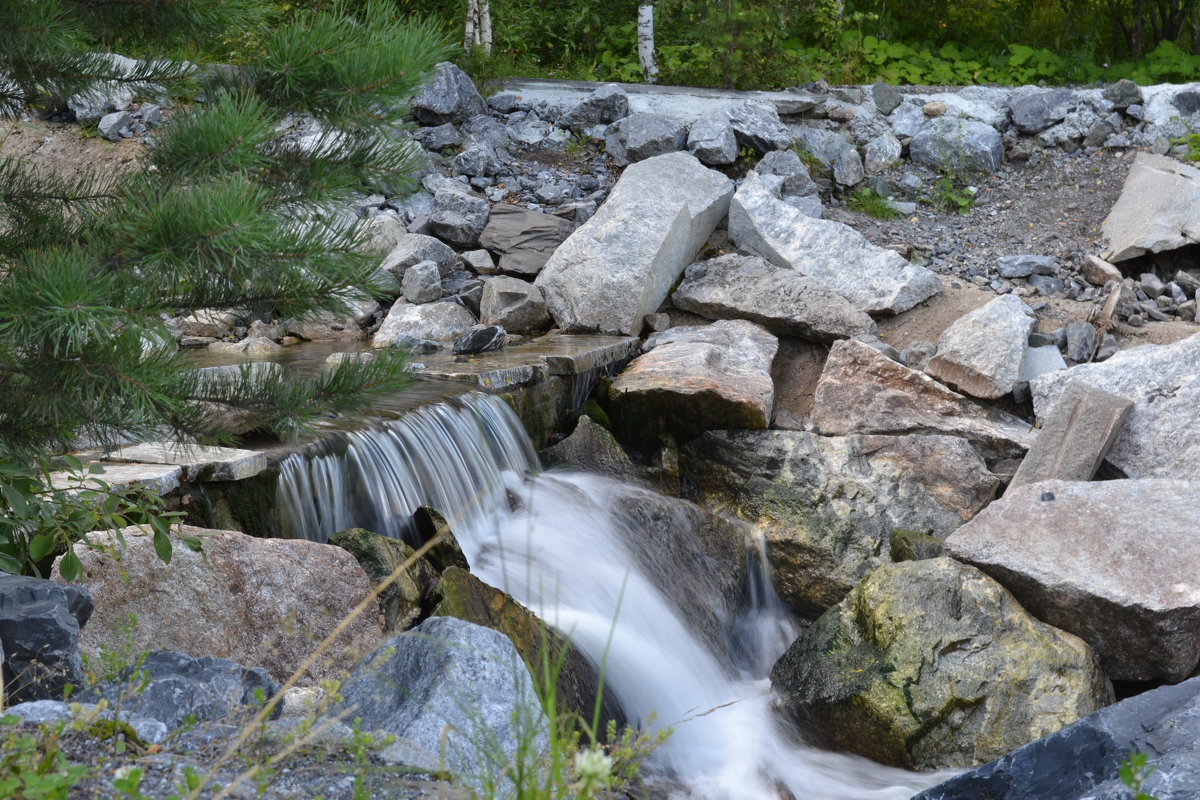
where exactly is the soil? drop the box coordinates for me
[0,118,145,177]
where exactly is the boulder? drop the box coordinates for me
[926,295,1036,399]
[0,576,92,703]
[411,62,487,125]
[98,110,131,141]
[909,117,1004,173]
[1030,333,1200,478]
[671,253,876,341]
[1100,152,1200,262]
[453,324,507,355]
[913,675,1200,800]
[285,295,375,341]
[811,339,1035,459]
[725,100,793,153]
[872,80,902,115]
[177,308,239,338]
[996,254,1056,278]
[328,616,546,785]
[452,139,501,178]
[1011,88,1077,133]
[328,528,438,635]
[755,150,818,197]
[687,111,738,166]
[609,320,777,443]
[479,275,551,333]
[946,479,1200,682]
[770,558,1111,770]
[54,525,383,684]
[536,152,733,335]
[682,431,998,617]
[832,148,865,187]
[433,567,623,727]
[864,132,902,174]
[379,233,457,279]
[89,651,281,730]
[6,700,167,745]
[478,203,575,277]
[411,123,462,152]
[729,171,941,314]
[402,259,442,304]
[541,415,639,482]
[428,188,490,248]
[373,300,478,348]
[614,112,687,162]
[558,83,629,131]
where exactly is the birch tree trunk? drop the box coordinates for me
[479,0,493,56]
[464,0,479,53]
[637,2,658,84]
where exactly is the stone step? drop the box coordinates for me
[104,443,269,483]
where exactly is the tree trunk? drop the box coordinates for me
[479,0,493,56]
[464,0,478,54]
[637,2,658,84]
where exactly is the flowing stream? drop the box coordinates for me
[276,394,942,799]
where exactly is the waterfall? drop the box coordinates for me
[275,393,943,798]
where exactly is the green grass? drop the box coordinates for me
[847,188,898,220]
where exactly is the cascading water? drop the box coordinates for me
[276,394,943,799]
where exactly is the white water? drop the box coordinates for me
[276,394,943,799]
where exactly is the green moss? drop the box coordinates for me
[889,529,946,562]
[328,527,438,634]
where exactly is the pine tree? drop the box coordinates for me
[0,0,452,457]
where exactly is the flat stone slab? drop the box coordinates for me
[729,171,941,314]
[1007,383,1132,494]
[609,319,777,442]
[48,463,182,497]
[415,335,638,391]
[105,443,268,482]
[672,253,877,341]
[946,479,1200,682]
[926,295,1036,399]
[535,151,733,335]
[1101,152,1200,262]
[539,336,639,375]
[1030,332,1200,479]
[811,339,1034,458]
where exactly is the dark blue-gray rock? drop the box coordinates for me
[479,275,550,333]
[910,117,1003,173]
[889,101,929,138]
[1103,78,1143,110]
[863,132,902,174]
[915,671,1200,800]
[5,700,167,744]
[89,651,280,731]
[139,103,162,127]
[755,150,817,196]
[615,112,686,163]
[0,576,92,704]
[478,203,574,277]
[997,255,1056,278]
[379,233,457,281]
[1064,321,1097,362]
[794,127,855,168]
[98,110,131,141]
[427,188,490,248]
[412,62,487,126]
[725,100,793,153]
[67,55,136,124]
[487,91,522,114]
[1028,274,1065,295]
[412,123,461,151]
[452,324,507,355]
[872,80,902,115]
[462,114,511,150]
[402,260,442,305]
[328,616,547,785]
[1011,88,1077,134]
[832,147,864,187]
[558,83,629,131]
[686,111,739,166]
[452,139,501,177]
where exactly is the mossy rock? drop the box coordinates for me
[434,567,625,732]
[889,529,946,562]
[770,558,1113,770]
[329,527,439,634]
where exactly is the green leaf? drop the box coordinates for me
[29,534,55,562]
[59,549,82,582]
[0,553,24,575]
[1,484,30,517]
[152,529,173,564]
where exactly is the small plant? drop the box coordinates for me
[931,172,976,215]
[563,131,594,161]
[0,714,88,800]
[1170,132,1200,161]
[789,145,827,177]
[847,188,898,220]
[1119,751,1158,800]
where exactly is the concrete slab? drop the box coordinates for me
[105,443,269,482]
[48,463,182,496]
[1007,382,1133,494]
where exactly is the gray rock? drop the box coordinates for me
[1102,153,1200,262]
[926,295,1036,399]
[1103,78,1143,110]
[900,340,937,371]
[98,110,131,140]
[462,114,511,150]
[329,616,547,785]
[0,576,92,703]
[1031,333,1200,478]
[1028,274,1065,295]
[672,253,876,341]
[1011,88,1077,133]
[1176,269,1200,296]
[783,193,825,218]
[487,91,522,113]
[863,132,902,174]
[411,62,487,126]
[479,275,550,333]
[996,254,1056,278]
[832,147,865,187]
[451,139,501,177]
[67,55,135,124]
[771,558,1110,770]
[793,127,855,168]
[812,339,1035,459]
[542,415,638,481]
[411,123,461,151]
[730,171,941,314]
[373,300,478,347]
[617,112,687,162]
[461,249,497,274]
[402,260,442,304]
[725,100,793,153]
[104,443,267,483]
[5,700,167,745]
[1139,271,1166,298]
[427,188,490,249]
[1082,254,1122,286]
[609,319,777,443]
[379,233,457,280]
[913,675,1200,800]
[1064,321,1096,362]
[683,433,998,617]
[686,111,738,166]
[506,114,555,147]
[1018,345,1067,383]
[910,117,1004,173]
[536,152,733,335]
[889,101,929,138]
[89,651,280,730]
[755,150,817,196]
[478,203,574,277]
[452,325,507,355]
[872,80,902,115]
[558,83,629,131]
[947,479,1200,682]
